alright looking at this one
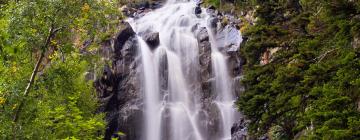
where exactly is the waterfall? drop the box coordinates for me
[128,1,242,140]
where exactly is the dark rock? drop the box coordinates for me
[114,22,135,57]
[150,2,163,9]
[208,17,219,29]
[201,78,213,98]
[136,1,150,9]
[206,5,217,16]
[99,39,113,60]
[82,39,92,48]
[231,119,248,140]
[196,27,209,42]
[198,41,211,66]
[197,100,223,139]
[142,32,160,50]
[195,6,202,15]
[208,5,216,11]
[157,48,168,93]
[95,22,141,140]
[194,26,213,98]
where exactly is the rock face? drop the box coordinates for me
[231,119,248,140]
[95,5,247,140]
[95,22,142,140]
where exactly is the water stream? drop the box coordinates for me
[128,1,241,139]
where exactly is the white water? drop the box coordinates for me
[128,1,241,140]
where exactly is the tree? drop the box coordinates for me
[0,0,122,139]
[237,0,360,139]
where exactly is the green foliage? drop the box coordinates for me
[206,0,221,8]
[0,0,122,139]
[238,0,360,139]
[0,54,106,139]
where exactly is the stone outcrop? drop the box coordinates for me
[95,22,142,140]
[142,31,160,50]
[193,24,213,98]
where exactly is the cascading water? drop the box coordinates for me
[128,0,242,139]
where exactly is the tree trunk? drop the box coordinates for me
[12,52,44,123]
[11,25,59,139]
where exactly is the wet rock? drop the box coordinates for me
[201,78,213,98]
[194,26,213,97]
[231,119,248,140]
[117,101,144,140]
[195,6,202,15]
[208,17,219,29]
[206,5,218,16]
[198,100,223,139]
[196,27,209,42]
[95,21,141,140]
[157,48,168,93]
[114,22,135,57]
[150,2,163,9]
[136,1,150,9]
[198,41,211,67]
[142,32,160,50]
[233,76,244,97]
[214,25,242,53]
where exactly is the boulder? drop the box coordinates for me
[208,17,219,29]
[214,25,242,53]
[196,27,209,42]
[206,5,217,16]
[114,22,135,57]
[142,32,160,50]
[195,6,202,15]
